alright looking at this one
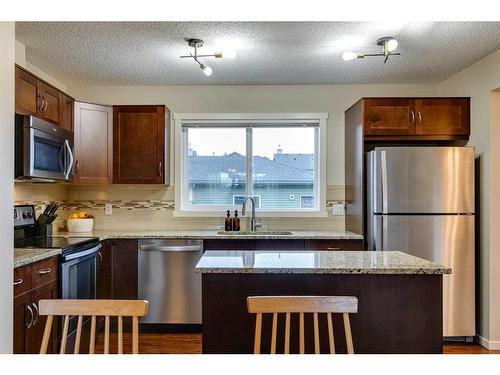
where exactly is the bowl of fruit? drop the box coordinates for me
[67,212,94,233]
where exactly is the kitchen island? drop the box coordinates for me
[197,250,450,354]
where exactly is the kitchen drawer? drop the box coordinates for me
[13,265,30,297]
[304,239,363,251]
[31,257,58,289]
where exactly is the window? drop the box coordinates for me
[174,114,327,216]
[233,195,261,208]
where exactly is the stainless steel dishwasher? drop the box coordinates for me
[138,239,203,324]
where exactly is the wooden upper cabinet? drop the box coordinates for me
[360,97,470,139]
[363,98,415,135]
[15,67,40,116]
[74,102,113,184]
[15,65,72,129]
[414,98,470,135]
[113,105,167,184]
[38,82,62,125]
[60,94,75,132]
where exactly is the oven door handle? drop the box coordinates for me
[64,244,101,261]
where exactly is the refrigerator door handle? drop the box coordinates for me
[381,150,388,214]
[382,215,388,251]
[373,215,383,252]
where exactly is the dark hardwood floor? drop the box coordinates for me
[95,332,499,354]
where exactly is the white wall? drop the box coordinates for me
[437,49,500,349]
[15,40,68,92]
[69,83,436,186]
[0,22,15,353]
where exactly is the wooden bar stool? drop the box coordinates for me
[38,299,149,354]
[247,296,358,354]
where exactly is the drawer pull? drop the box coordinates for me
[37,268,52,275]
[326,247,341,251]
[13,278,23,286]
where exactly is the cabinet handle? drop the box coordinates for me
[99,251,103,265]
[37,268,51,275]
[37,95,43,112]
[41,96,48,112]
[158,161,163,176]
[26,305,34,328]
[31,303,39,326]
[417,111,422,124]
[13,278,23,286]
[326,247,342,251]
[410,111,415,125]
[75,160,79,175]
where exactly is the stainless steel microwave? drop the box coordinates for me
[15,114,74,181]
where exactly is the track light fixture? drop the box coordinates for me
[342,37,400,63]
[180,38,237,77]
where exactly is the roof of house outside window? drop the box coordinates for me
[188,152,314,184]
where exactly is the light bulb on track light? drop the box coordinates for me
[386,38,398,52]
[342,51,364,61]
[201,64,213,76]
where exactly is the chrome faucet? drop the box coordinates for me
[242,196,261,232]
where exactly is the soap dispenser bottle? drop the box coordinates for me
[232,210,241,231]
[225,210,233,231]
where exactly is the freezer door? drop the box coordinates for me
[370,147,475,214]
[373,214,475,337]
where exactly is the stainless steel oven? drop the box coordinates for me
[60,242,101,300]
[59,240,101,351]
[15,114,74,181]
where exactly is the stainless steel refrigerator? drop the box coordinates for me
[367,147,475,338]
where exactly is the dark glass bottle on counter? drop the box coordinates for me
[232,210,240,231]
[225,210,233,231]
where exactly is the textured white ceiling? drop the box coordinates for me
[15,21,500,86]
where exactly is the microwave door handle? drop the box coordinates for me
[64,140,74,179]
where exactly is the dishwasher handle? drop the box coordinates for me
[139,244,202,252]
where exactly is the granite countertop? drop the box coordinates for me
[196,250,451,274]
[14,248,62,268]
[54,230,363,240]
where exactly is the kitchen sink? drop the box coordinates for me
[216,231,293,236]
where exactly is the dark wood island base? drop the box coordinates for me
[202,272,444,354]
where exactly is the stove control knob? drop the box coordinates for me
[22,212,27,219]
[26,212,33,218]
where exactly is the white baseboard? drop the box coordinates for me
[477,335,500,350]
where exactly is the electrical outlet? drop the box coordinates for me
[105,203,113,215]
[331,203,345,216]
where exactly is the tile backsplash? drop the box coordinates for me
[15,184,346,232]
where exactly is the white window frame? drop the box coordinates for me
[173,113,328,217]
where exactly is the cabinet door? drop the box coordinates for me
[414,98,470,136]
[38,82,62,125]
[74,102,113,184]
[113,105,165,184]
[60,94,74,132]
[15,66,40,116]
[28,281,58,354]
[104,240,138,299]
[13,293,30,354]
[363,98,415,135]
[97,244,112,299]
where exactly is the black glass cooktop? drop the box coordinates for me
[14,236,99,254]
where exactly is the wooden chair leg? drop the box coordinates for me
[39,315,53,354]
